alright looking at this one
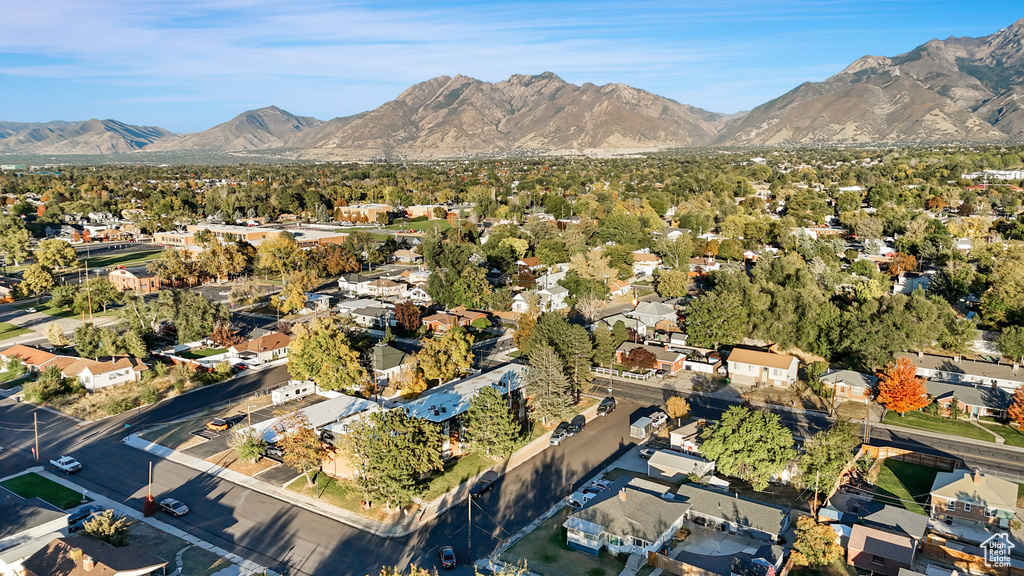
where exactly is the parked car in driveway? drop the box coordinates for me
[159,498,189,517]
[566,414,586,436]
[439,546,456,569]
[68,509,108,533]
[206,418,230,432]
[265,443,285,459]
[597,396,616,416]
[639,448,656,460]
[650,411,668,428]
[549,421,570,445]
[67,504,105,526]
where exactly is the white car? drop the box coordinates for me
[50,455,82,474]
[159,498,189,517]
[218,291,230,296]
[26,307,37,313]
[650,411,669,428]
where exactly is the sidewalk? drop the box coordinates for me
[124,399,602,538]
[873,419,1024,454]
[4,467,279,576]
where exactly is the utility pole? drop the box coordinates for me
[812,471,820,516]
[148,461,153,499]
[33,412,39,462]
[864,401,872,444]
[467,496,472,555]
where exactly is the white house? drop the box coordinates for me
[631,252,662,277]
[404,285,431,303]
[228,332,291,365]
[65,358,148,391]
[727,348,799,387]
[338,273,373,294]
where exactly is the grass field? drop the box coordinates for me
[882,410,996,442]
[504,507,626,576]
[873,459,938,515]
[0,472,89,509]
[0,322,32,341]
[388,220,452,233]
[80,249,163,270]
[980,422,1024,448]
[286,474,400,524]
[180,348,226,359]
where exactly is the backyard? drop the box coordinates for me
[790,557,858,576]
[882,410,996,442]
[180,347,227,359]
[0,472,89,509]
[503,507,627,576]
[871,459,938,515]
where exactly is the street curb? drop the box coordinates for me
[7,467,279,576]
[873,420,1024,454]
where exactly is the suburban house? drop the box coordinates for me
[403,364,528,458]
[403,285,431,303]
[536,284,569,312]
[62,357,148,391]
[847,524,916,576]
[0,490,69,576]
[860,505,928,545]
[647,450,715,483]
[631,252,662,276]
[338,273,374,294]
[0,345,64,373]
[391,249,422,264]
[564,476,692,556]
[820,369,878,403]
[897,352,1024,394]
[421,307,488,333]
[615,342,686,374]
[892,271,932,295]
[669,419,706,454]
[516,257,543,274]
[726,348,799,387]
[689,257,720,276]
[228,332,291,365]
[370,343,410,387]
[108,268,161,293]
[925,380,1011,420]
[366,278,405,298]
[20,536,168,576]
[678,347,723,374]
[302,293,332,314]
[337,298,386,315]
[349,306,392,328]
[672,483,791,543]
[595,313,641,335]
[627,301,678,334]
[609,279,631,296]
[929,470,1017,527]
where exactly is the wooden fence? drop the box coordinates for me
[862,445,959,471]
[647,552,794,576]
[921,534,1024,576]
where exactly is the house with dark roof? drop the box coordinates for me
[847,524,917,576]
[860,505,928,543]
[21,535,168,576]
[370,343,410,386]
[627,301,678,334]
[929,470,1017,527]
[897,352,1024,394]
[672,483,791,543]
[0,492,69,576]
[564,476,692,556]
[727,348,799,387]
[925,380,1011,420]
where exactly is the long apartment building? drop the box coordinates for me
[153,224,347,250]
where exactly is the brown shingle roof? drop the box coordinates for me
[22,536,168,576]
[0,344,58,368]
[230,332,291,353]
[727,348,798,370]
[848,524,916,564]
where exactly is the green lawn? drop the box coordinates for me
[0,472,89,509]
[882,410,996,442]
[22,302,114,320]
[421,452,494,501]
[504,507,626,576]
[0,322,32,341]
[286,474,399,523]
[0,370,29,389]
[80,249,163,270]
[979,422,1024,448]
[180,348,226,359]
[873,459,938,515]
[387,220,452,233]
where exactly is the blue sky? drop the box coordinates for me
[1,1,1021,132]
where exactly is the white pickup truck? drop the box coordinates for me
[50,456,82,474]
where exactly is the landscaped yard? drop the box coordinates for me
[503,507,626,576]
[286,473,401,524]
[0,321,32,341]
[128,520,228,576]
[421,452,494,501]
[0,370,29,389]
[872,459,938,515]
[180,347,227,359]
[0,472,89,509]
[980,422,1024,448]
[882,410,996,442]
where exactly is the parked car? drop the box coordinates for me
[265,444,285,459]
[159,498,189,517]
[25,307,37,313]
[50,456,82,474]
[597,397,616,416]
[68,510,107,533]
[218,290,230,296]
[439,546,456,569]
[67,504,105,526]
[469,471,498,499]
[566,415,586,436]
[549,421,570,445]
[206,418,230,432]
[233,363,248,372]
[639,448,656,460]
[655,369,667,379]
[650,411,668,428]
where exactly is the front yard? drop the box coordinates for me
[979,422,1024,448]
[882,410,995,442]
[0,321,32,341]
[503,507,627,576]
[421,452,494,501]
[128,519,229,576]
[286,473,402,524]
[742,383,827,412]
[0,472,89,509]
[871,459,938,515]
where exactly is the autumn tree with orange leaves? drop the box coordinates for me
[887,252,917,277]
[876,357,929,416]
[1008,387,1024,429]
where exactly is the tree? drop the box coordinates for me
[256,233,303,279]
[49,283,78,310]
[46,324,71,347]
[684,291,747,348]
[73,324,103,359]
[342,409,443,508]
[592,325,617,369]
[22,366,72,403]
[525,345,572,425]
[277,269,320,314]
[656,269,690,298]
[666,396,690,426]
[887,252,917,277]
[623,347,657,371]
[148,248,198,286]
[558,325,593,399]
[798,421,860,494]
[229,426,268,463]
[1008,387,1024,429]
[876,357,929,416]
[35,239,79,270]
[288,318,367,393]
[160,290,229,343]
[198,237,248,283]
[464,385,521,457]
[0,216,31,265]
[573,295,607,323]
[699,405,797,491]
[791,516,843,567]
[276,410,326,487]
[653,235,692,270]
[998,326,1024,363]
[418,327,473,383]
[83,510,131,547]
[210,322,243,347]
[80,277,122,312]
[22,264,54,302]
[394,302,421,331]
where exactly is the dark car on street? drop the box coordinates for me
[439,546,456,569]
[67,504,105,526]
[597,397,616,416]
[566,415,586,436]
[469,471,498,499]
[549,421,570,445]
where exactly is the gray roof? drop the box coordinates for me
[861,505,927,540]
[898,353,1024,384]
[648,451,713,476]
[930,471,1017,511]
[820,369,878,389]
[630,301,676,319]
[925,380,1011,410]
[849,524,916,564]
[0,498,67,540]
[673,483,790,537]
[350,306,390,318]
[598,314,639,330]
[566,476,691,544]
[371,344,408,372]
[404,364,527,422]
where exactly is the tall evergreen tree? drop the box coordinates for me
[464,386,521,457]
[526,345,572,425]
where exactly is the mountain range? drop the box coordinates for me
[3,18,1024,158]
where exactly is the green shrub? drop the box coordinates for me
[22,366,72,403]
[139,385,162,405]
[105,396,136,415]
